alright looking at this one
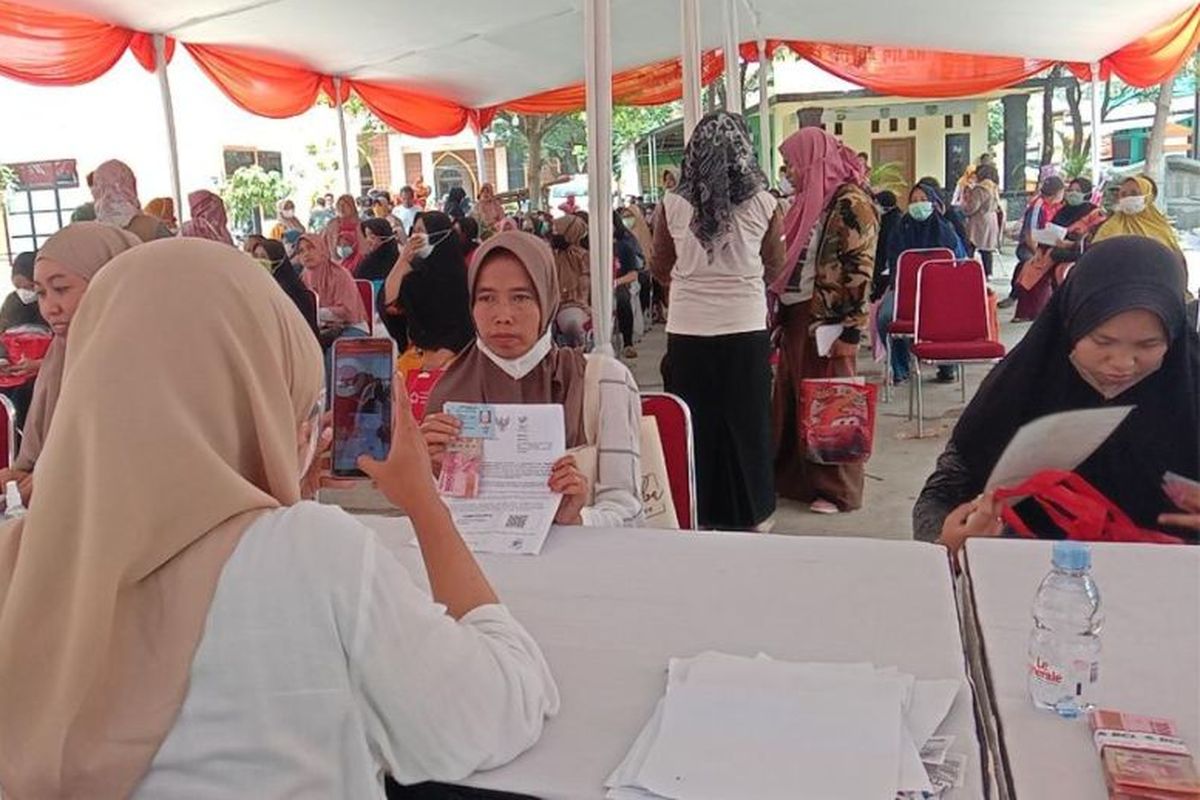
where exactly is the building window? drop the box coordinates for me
[944,115,954,129]
[834,122,844,136]
[888,118,898,133]
[908,117,917,131]
[871,120,880,134]
[222,147,283,178]
[962,114,971,127]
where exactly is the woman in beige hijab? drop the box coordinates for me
[550,213,591,308]
[0,222,141,500]
[0,239,557,797]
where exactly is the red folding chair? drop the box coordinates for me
[640,393,697,530]
[911,259,1007,437]
[0,394,17,471]
[355,280,375,335]
[885,248,954,404]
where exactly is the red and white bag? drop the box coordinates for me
[799,378,878,465]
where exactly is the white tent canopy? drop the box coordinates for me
[37,0,1198,108]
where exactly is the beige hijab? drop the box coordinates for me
[551,214,591,307]
[0,238,324,798]
[13,223,142,473]
[427,231,589,447]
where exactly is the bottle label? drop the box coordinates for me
[1030,656,1065,687]
[1029,657,1098,694]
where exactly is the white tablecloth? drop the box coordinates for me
[361,517,986,800]
[963,538,1200,800]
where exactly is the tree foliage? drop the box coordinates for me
[220,165,291,230]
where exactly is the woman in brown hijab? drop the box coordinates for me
[425,231,643,527]
[0,239,557,797]
[550,213,591,308]
[0,222,141,500]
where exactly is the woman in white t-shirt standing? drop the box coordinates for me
[651,111,787,530]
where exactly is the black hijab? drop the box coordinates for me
[949,236,1199,538]
[258,239,318,338]
[443,187,470,220]
[885,182,963,271]
[1051,177,1097,229]
[674,110,769,257]
[872,191,902,300]
[356,217,399,281]
[397,211,474,353]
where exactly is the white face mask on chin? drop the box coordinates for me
[1068,352,1144,399]
[15,288,37,305]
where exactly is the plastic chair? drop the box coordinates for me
[911,259,1007,437]
[355,280,375,335]
[640,393,697,530]
[885,247,954,403]
[0,394,17,471]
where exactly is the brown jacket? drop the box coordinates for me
[806,183,879,334]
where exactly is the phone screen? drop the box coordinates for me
[331,338,394,477]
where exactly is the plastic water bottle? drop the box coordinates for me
[1027,541,1103,718]
[3,480,25,519]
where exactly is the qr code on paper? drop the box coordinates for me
[506,514,528,529]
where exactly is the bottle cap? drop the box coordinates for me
[1052,540,1091,571]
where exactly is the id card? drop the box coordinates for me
[444,402,498,439]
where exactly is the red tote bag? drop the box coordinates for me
[992,470,1185,545]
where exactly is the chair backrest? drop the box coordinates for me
[895,248,955,324]
[640,392,697,530]
[915,259,992,343]
[0,394,16,471]
[355,280,375,335]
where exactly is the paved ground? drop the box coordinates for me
[326,254,1031,542]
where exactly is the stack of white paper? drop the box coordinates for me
[605,652,963,800]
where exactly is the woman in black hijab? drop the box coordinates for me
[914,236,1200,547]
[356,217,400,282]
[253,239,319,338]
[443,187,471,221]
[869,190,901,303]
[379,211,474,367]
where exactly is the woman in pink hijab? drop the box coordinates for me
[89,159,173,242]
[771,127,879,515]
[181,190,235,246]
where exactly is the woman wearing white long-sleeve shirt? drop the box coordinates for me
[0,239,557,799]
[424,231,643,528]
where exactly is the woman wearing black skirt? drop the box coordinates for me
[650,111,786,530]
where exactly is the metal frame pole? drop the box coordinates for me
[757,38,771,176]
[334,77,352,196]
[722,0,741,113]
[585,0,615,355]
[153,34,183,225]
[681,0,702,139]
[1089,61,1103,191]
[474,130,487,195]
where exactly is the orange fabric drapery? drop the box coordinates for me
[502,50,726,113]
[1068,4,1200,86]
[352,80,475,138]
[184,43,341,119]
[0,0,162,84]
[785,42,1054,98]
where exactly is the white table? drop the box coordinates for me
[361,518,987,800]
[963,538,1200,800]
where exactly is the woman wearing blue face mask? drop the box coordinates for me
[876,182,968,383]
[380,211,474,374]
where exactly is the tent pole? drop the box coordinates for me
[681,0,702,139]
[757,38,771,177]
[585,0,614,355]
[1089,62,1102,190]
[473,130,487,195]
[649,133,658,200]
[334,77,352,196]
[722,0,741,113]
[153,34,182,226]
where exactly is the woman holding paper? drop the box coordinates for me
[772,126,879,515]
[0,239,559,797]
[914,236,1200,549]
[424,231,643,528]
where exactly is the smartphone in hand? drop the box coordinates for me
[331,338,395,478]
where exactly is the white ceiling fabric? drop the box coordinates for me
[28,0,1200,107]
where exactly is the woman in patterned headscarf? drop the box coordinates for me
[650,111,785,530]
[89,160,172,242]
[181,190,235,246]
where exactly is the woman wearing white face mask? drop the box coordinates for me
[269,199,307,241]
[1092,175,1185,261]
[380,211,475,374]
[0,252,51,431]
